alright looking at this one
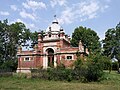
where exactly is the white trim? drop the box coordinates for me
[65,55,73,60]
[54,55,57,67]
[43,42,57,47]
[43,55,47,69]
[24,56,33,61]
[16,68,31,73]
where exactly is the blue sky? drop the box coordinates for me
[0,0,120,40]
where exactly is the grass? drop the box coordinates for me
[0,71,120,90]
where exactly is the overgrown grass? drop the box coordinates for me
[101,70,120,85]
[0,71,120,90]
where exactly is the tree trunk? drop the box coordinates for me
[118,61,120,73]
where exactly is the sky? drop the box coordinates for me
[0,0,120,40]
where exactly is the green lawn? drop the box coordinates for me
[0,71,120,90]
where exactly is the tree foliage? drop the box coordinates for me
[0,19,33,70]
[103,22,120,70]
[71,26,101,53]
[31,54,104,82]
[30,31,38,48]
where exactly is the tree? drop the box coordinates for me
[71,26,101,54]
[39,30,45,39]
[30,31,38,48]
[0,20,31,70]
[30,30,45,48]
[103,22,120,72]
[0,20,8,67]
[10,22,31,46]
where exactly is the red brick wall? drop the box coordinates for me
[59,54,77,68]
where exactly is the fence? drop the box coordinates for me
[0,69,13,77]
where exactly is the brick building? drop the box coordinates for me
[17,18,89,73]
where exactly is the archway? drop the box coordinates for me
[46,48,54,67]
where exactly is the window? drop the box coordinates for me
[49,34,51,37]
[24,57,30,61]
[66,56,72,60]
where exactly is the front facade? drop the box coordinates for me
[17,19,89,73]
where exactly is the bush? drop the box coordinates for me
[73,54,104,82]
[112,61,118,70]
[31,69,49,79]
[30,54,104,82]
[85,54,104,81]
[0,60,17,72]
[13,73,27,79]
[85,63,103,81]
[102,56,112,72]
[0,69,13,77]
[72,58,88,82]
[47,68,72,81]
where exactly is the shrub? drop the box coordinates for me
[85,63,103,81]
[13,73,27,79]
[31,69,49,79]
[47,68,72,81]
[30,54,104,82]
[112,61,118,70]
[0,69,13,77]
[85,54,104,81]
[72,58,88,82]
[73,54,104,82]
[102,56,112,72]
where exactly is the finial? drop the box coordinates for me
[52,15,58,24]
[54,15,56,18]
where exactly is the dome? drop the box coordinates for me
[46,19,61,33]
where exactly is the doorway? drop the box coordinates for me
[46,48,54,67]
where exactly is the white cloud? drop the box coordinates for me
[19,10,36,20]
[16,19,37,30]
[50,0,67,8]
[10,18,36,30]
[16,18,24,23]
[58,0,109,24]
[22,0,46,10]
[101,5,109,12]
[58,7,74,24]
[29,23,35,28]
[80,1,99,17]
[9,18,25,25]
[10,5,17,11]
[0,11,9,16]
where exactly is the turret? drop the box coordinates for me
[38,33,42,42]
[79,40,84,52]
[60,28,65,37]
[18,45,22,53]
[34,44,38,53]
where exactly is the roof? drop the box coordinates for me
[46,18,63,33]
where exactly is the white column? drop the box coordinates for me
[45,56,48,68]
[54,55,57,67]
[43,56,47,69]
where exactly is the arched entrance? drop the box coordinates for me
[46,48,54,67]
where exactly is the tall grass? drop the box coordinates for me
[0,71,120,90]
